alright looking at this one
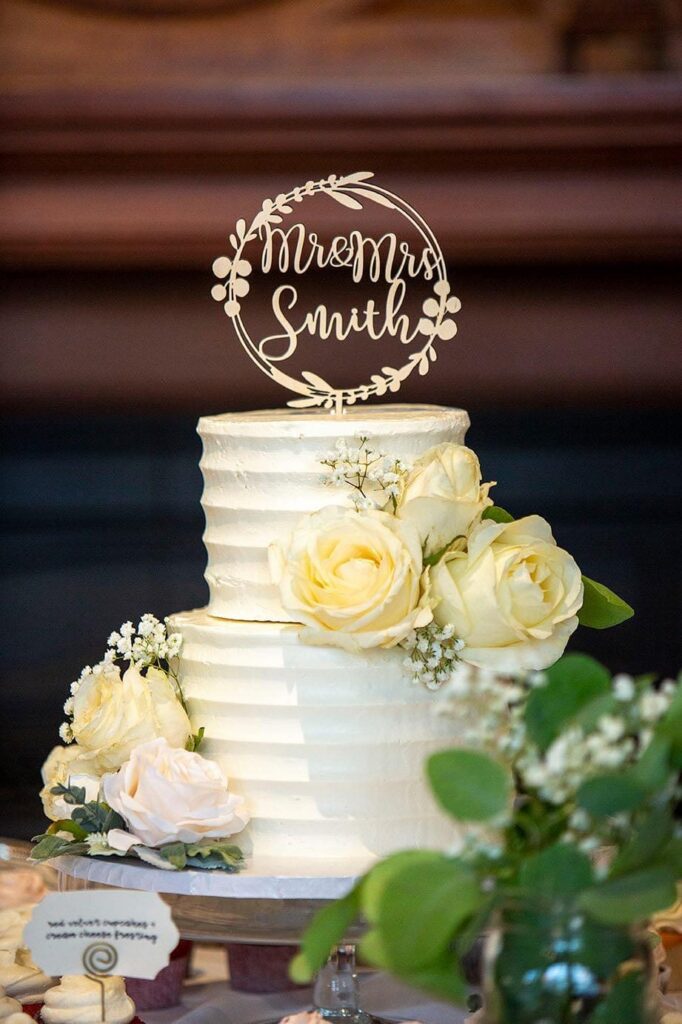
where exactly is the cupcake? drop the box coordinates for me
[0,949,57,1020]
[0,909,34,957]
[39,975,143,1024]
[0,987,35,1022]
[124,940,191,1010]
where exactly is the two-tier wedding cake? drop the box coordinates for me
[169,404,470,866]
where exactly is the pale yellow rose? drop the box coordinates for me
[270,505,433,651]
[397,443,494,557]
[432,515,583,672]
[39,745,100,821]
[70,664,190,773]
[102,737,249,848]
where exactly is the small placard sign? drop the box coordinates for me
[23,890,179,980]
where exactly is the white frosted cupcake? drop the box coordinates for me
[0,909,33,957]
[40,976,139,1024]
[0,987,35,1021]
[0,949,56,1014]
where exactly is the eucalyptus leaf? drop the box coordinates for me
[289,883,363,984]
[372,856,483,972]
[427,749,512,822]
[362,850,444,924]
[401,954,468,1004]
[30,834,89,862]
[609,806,674,878]
[631,735,673,790]
[577,773,647,817]
[159,842,187,870]
[71,801,126,835]
[518,843,594,902]
[358,929,390,969]
[590,968,649,1024]
[50,782,87,806]
[46,819,88,842]
[579,865,677,925]
[184,840,244,870]
[481,505,514,524]
[657,837,682,876]
[578,576,634,630]
[524,653,611,751]
[656,684,682,766]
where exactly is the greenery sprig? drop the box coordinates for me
[291,654,682,1006]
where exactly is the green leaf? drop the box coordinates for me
[289,884,363,984]
[422,535,465,567]
[401,953,468,1005]
[577,773,647,817]
[656,837,682,876]
[632,735,673,790]
[579,735,675,818]
[656,684,682,767]
[482,505,514,524]
[358,928,391,969]
[578,575,634,630]
[30,834,89,862]
[184,839,244,871]
[72,801,126,835]
[50,781,87,806]
[518,843,594,902]
[427,749,512,822]
[610,805,674,878]
[46,819,88,842]
[362,850,444,924]
[591,969,649,1024]
[524,653,611,751]
[579,865,677,925]
[371,856,483,972]
[159,842,187,870]
[186,727,205,752]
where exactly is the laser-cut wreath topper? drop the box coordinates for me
[211,172,460,413]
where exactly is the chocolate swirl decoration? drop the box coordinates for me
[82,942,118,976]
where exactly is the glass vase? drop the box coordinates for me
[482,902,658,1024]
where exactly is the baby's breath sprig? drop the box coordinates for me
[321,436,408,512]
[61,614,187,741]
[401,622,464,690]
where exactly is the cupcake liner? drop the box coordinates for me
[20,1003,42,1020]
[124,943,190,1011]
[226,943,304,994]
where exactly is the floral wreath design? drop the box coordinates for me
[211,172,461,412]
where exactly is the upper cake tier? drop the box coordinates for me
[200,403,470,622]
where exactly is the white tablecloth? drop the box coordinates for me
[144,948,469,1024]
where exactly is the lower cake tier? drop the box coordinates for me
[169,609,461,867]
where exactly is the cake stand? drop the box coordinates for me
[56,852,378,1024]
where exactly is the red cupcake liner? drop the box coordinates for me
[21,1003,42,1020]
[124,942,191,1011]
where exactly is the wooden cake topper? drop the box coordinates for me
[211,172,460,413]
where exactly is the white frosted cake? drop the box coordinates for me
[170,404,470,867]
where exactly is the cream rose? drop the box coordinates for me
[71,664,190,773]
[39,745,100,822]
[431,515,583,672]
[397,443,494,557]
[269,505,433,651]
[102,737,249,848]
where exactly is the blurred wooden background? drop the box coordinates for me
[1,0,681,835]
